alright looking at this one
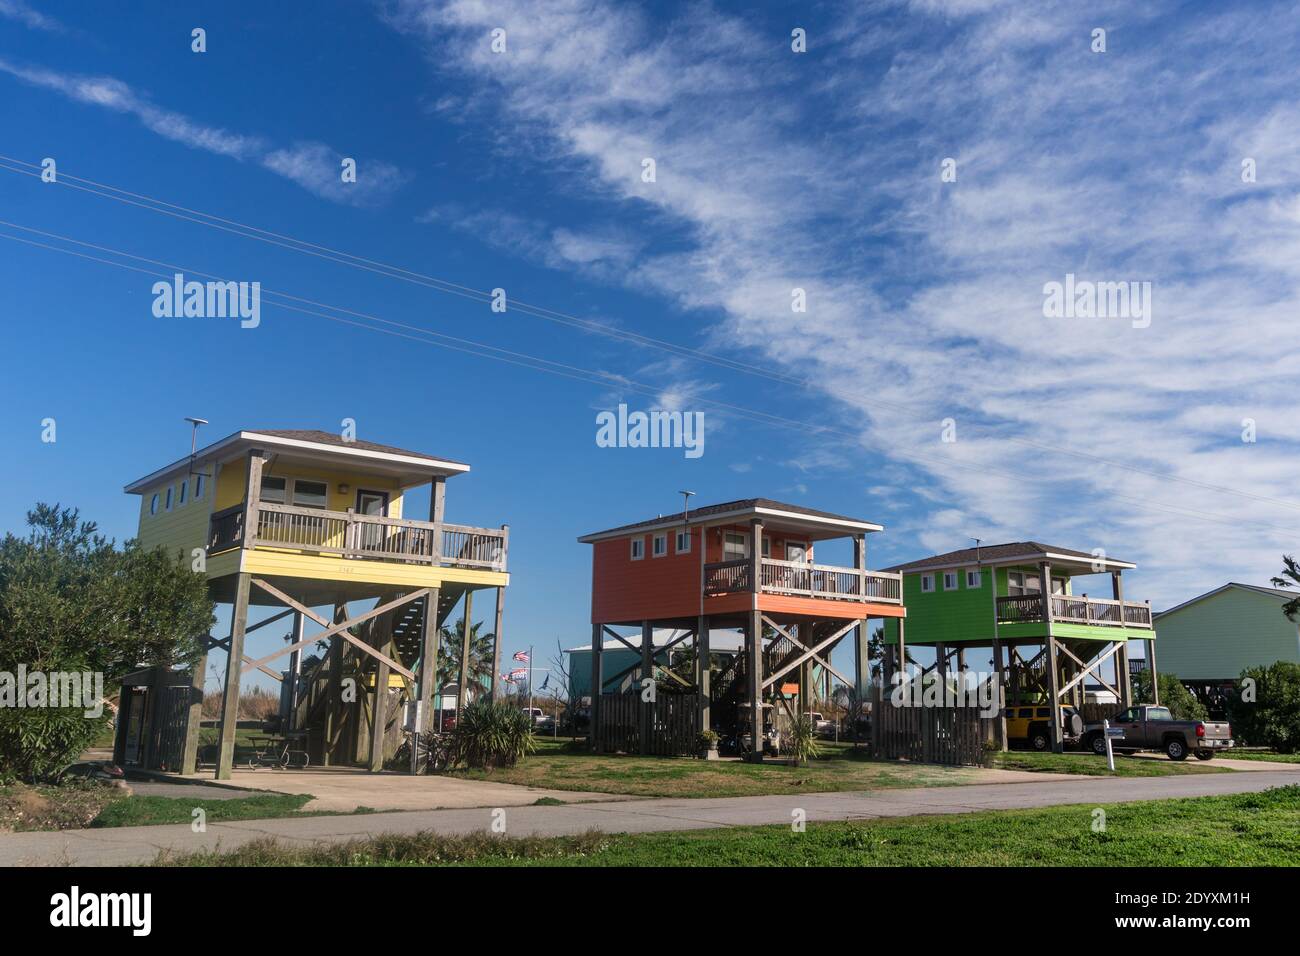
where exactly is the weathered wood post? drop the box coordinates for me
[368,605,393,772]
[489,583,506,702]
[640,621,653,755]
[180,638,208,775]
[747,518,764,761]
[215,572,252,779]
[456,590,474,716]
[413,587,441,767]
[321,601,347,766]
[589,623,603,752]
[1040,561,1063,752]
[696,615,710,734]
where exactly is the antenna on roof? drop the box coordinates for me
[679,490,695,527]
[184,417,208,476]
[971,537,982,565]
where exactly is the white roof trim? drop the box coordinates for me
[1155,582,1294,619]
[577,506,882,543]
[125,430,469,493]
[896,552,1137,574]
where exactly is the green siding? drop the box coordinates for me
[884,566,994,646]
[1155,587,1300,680]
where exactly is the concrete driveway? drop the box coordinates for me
[4,768,1298,867]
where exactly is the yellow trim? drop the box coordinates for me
[234,547,508,589]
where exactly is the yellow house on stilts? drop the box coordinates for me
[121,429,509,779]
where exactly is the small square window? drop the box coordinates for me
[149,494,159,515]
[260,476,287,504]
[943,571,958,591]
[630,537,645,560]
[675,530,691,553]
[921,574,934,593]
[652,533,667,557]
[164,486,174,511]
[178,480,188,506]
[966,569,981,588]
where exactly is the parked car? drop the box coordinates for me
[520,706,546,726]
[1005,703,1084,750]
[805,711,834,737]
[1082,704,1233,761]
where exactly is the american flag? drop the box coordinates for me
[513,650,530,663]
[499,673,515,685]
[510,668,528,680]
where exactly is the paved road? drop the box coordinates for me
[3,769,1297,866]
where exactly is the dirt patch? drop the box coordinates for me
[0,781,126,831]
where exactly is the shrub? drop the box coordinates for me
[447,699,535,770]
[1131,671,1207,720]
[1226,661,1300,752]
[695,729,719,751]
[789,715,821,765]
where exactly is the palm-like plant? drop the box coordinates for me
[436,619,496,697]
[1272,555,1300,622]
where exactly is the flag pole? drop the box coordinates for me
[528,644,534,719]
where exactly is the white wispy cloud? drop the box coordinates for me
[0,0,61,32]
[0,58,406,206]
[385,0,1300,604]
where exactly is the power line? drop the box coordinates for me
[2,220,1297,543]
[4,154,1296,516]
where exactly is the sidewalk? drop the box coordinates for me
[3,768,1297,866]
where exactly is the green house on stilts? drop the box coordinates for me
[880,542,1158,752]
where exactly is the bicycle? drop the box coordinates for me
[395,731,452,774]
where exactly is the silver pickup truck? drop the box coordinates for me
[1082,704,1233,761]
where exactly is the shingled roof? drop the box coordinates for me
[884,541,1135,573]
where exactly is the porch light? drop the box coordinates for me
[338,483,350,494]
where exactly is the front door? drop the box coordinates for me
[355,490,389,551]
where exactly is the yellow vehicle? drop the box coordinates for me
[1004,703,1084,750]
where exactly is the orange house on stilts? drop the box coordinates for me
[578,499,906,760]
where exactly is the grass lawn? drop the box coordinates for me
[91,792,315,828]
[1222,750,1300,764]
[0,781,124,831]
[451,738,988,797]
[992,751,1231,776]
[451,739,1231,797]
[155,784,1300,867]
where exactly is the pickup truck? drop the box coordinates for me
[1082,704,1233,761]
[805,712,835,737]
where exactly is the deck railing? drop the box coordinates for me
[995,593,1152,628]
[207,501,507,571]
[704,557,902,604]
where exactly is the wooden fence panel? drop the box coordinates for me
[598,692,700,756]
[870,689,993,766]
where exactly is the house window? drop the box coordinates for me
[943,571,958,591]
[164,486,174,511]
[761,537,771,558]
[194,474,205,500]
[178,479,188,506]
[723,532,747,561]
[652,533,667,557]
[966,569,981,588]
[259,476,288,504]
[1008,571,1064,596]
[921,574,934,593]
[675,530,691,553]
[630,537,645,560]
[149,494,159,515]
[292,479,329,509]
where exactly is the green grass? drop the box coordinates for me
[450,738,989,797]
[992,750,1231,776]
[155,785,1300,867]
[1221,750,1300,764]
[91,792,314,828]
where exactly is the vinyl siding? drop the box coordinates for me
[1155,587,1300,680]
[135,472,214,562]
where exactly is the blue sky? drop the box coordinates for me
[2,0,1300,689]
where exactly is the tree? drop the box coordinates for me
[0,504,213,781]
[1271,554,1300,622]
[1226,661,1300,752]
[1131,670,1207,720]
[436,618,495,698]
